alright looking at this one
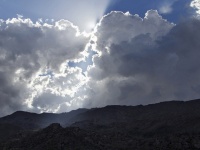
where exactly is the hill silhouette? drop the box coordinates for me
[1,99,200,149]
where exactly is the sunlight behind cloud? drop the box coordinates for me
[12,0,114,32]
[0,0,199,117]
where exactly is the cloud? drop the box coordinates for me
[0,17,89,116]
[84,10,200,108]
[89,10,173,80]
[191,0,200,16]
[1,9,200,117]
[158,0,178,14]
[159,4,173,14]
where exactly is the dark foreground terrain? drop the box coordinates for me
[1,99,200,149]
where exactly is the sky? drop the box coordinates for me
[0,0,200,116]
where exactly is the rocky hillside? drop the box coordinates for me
[1,123,200,150]
[1,99,200,149]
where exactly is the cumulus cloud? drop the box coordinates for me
[0,16,89,116]
[84,10,200,108]
[89,10,174,80]
[1,9,200,117]
[191,0,200,16]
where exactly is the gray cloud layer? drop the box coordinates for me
[85,10,200,108]
[0,9,200,116]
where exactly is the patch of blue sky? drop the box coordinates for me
[162,0,193,23]
[68,50,97,73]
[106,0,192,23]
[39,70,54,78]
[0,0,193,23]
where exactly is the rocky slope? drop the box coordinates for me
[1,99,200,149]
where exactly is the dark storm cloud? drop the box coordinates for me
[115,19,200,102]
[0,72,23,116]
[85,12,200,108]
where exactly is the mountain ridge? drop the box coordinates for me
[1,99,200,149]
